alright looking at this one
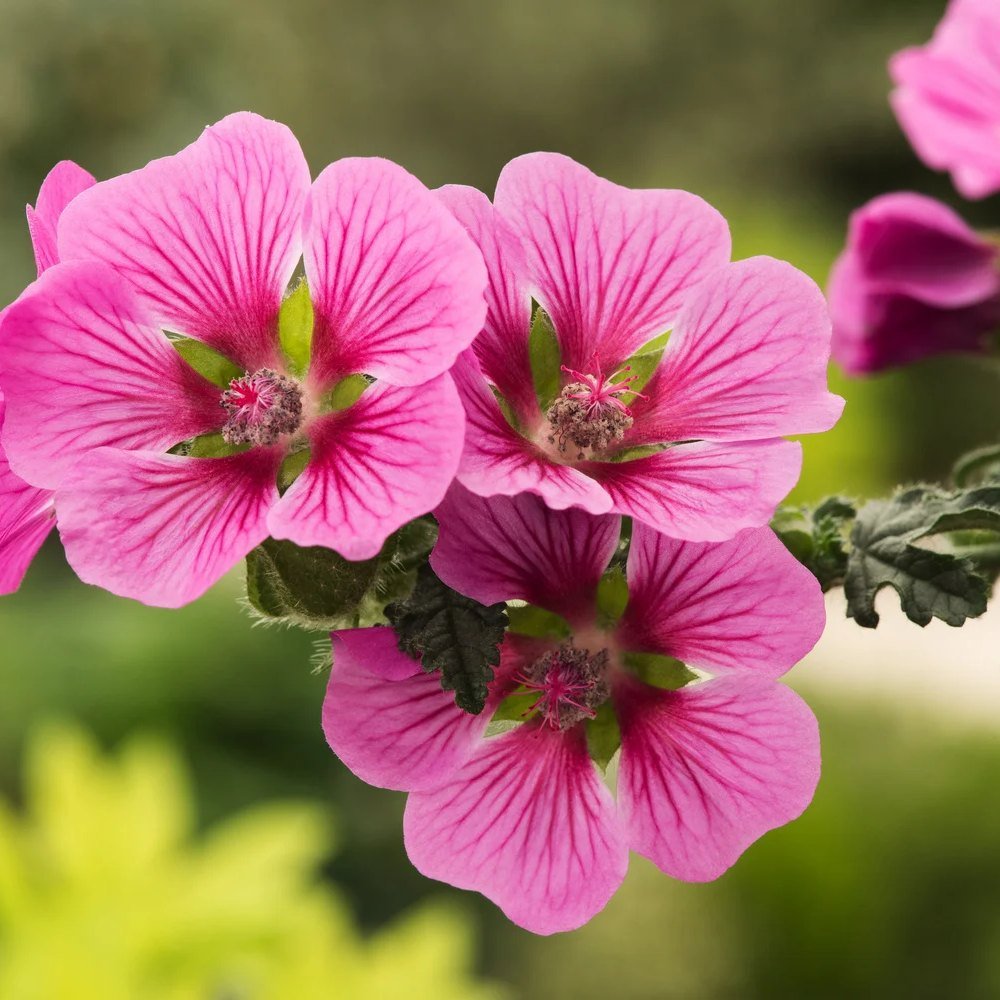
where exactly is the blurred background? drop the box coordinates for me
[2,0,999,996]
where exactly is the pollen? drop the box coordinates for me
[518,642,611,731]
[220,369,303,447]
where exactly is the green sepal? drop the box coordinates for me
[245,538,380,631]
[490,690,537,723]
[322,374,371,413]
[596,566,628,626]
[187,433,247,458]
[624,651,698,690]
[606,443,668,463]
[278,447,310,491]
[171,337,242,388]
[528,305,562,411]
[586,701,621,772]
[491,388,522,432]
[505,603,571,639]
[620,330,669,394]
[278,279,314,377]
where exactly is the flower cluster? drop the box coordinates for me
[0,113,842,932]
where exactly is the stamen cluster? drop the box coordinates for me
[518,641,610,730]
[220,368,303,447]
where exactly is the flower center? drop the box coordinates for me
[544,353,647,459]
[220,368,303,446]
[518,641,611,731]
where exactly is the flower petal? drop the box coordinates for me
[404,722,628,935]
[616,674,820,882]
[0,261,222,489]
[324,626,510,792]
[268,374,465,560]
[618,523,824,677]
[56,447,281,608]
[25,160,95,275]
[432,482,618,625]
[58,112,310,370]
[436,184,538,422]
[629,258,843,444]
[0,398,54,594]
[587,439,801,541]
[304,158,487,390]
[452,351,613,515]
[494,152,731,371]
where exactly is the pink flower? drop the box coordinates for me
[1,160,95,594]
[829,192,1000,375]
[437,154,843,541]
[323,484,823,934]
[890,0,1000,199]
[0,114,487,607]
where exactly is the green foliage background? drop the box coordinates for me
[1,0,999,996]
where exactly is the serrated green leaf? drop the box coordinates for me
[585,701,621,772]
[278,279,314,376]
[528,306,562,410]
[245,538,379,630]
[623,651,698,690]
[505,603,571,638]
[596,566,628,625]
[845,488,991,628]
[323,374,371,412]
[385,564,508,714]
[171,337,242,387]
[772,497,856,591]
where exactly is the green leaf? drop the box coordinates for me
[171,337,242,388]
[385,564,508,714]
[505,603,571,638]
[953,444,1000,487]
[845,487,993,628]
[528,306,562,410]
[278,279,314,376]
[596,566,628,625]
[623,651,698,690]
[772,496,856,591]
[245,538,379,630]
[585,701,621,772]
[323,374,371,412]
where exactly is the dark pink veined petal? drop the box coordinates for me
[494,152,731,372]
[25,160,95,275]
[452,350,613,515]
[324,626,513,792]
[587,439,801,541]
[58,112,311,371]
[618,523,825,678]
[0,397,55,594]
[268,374,465,560]
[616,674,820,882]
[436,184,538,423]
[304,158,487,390]
[431,482,618,626]
[403,721,628,935]
[628,258,844,445]
[56,447,282,608]
[0,260,222,490]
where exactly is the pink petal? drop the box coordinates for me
[268,374,465,560]
[25,160,95,275]
[304,158,487,390]
[494,152,731,371]
[436,184,538,423]
[404,722,628,935]
[431,482,618,625]
[324,626,505,792]
[618,523,825,678]
[56,447,281,608]
[0,261,222,490]
[616,674,820,882]
[58,112,311,370]
[452,350,613,515]
[629,258,843,444]
[588,439,802,541]
[0,399,54,594]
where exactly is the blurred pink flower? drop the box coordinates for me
[323,484,823,934]
[1,160,95,595]
[890,0,1000,199]
[829,192,1000,375]
[437,154,842,543]
[0,113,487,607]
